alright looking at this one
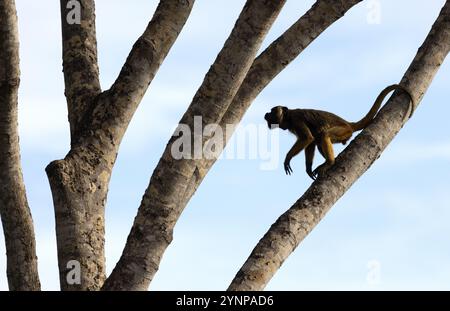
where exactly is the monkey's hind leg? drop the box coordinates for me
[312,125,353,179]
[312,135,334,179]
[329,124,353,144]
[312,128,345,179]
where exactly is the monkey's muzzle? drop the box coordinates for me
[264,112,278,129]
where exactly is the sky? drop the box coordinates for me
[1,0,449,290]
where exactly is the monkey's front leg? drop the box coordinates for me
[284,155,294,175]
[284,139,311,175]
[305,143,316,180]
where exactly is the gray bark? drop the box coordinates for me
[0,0,40,290]
[60,0,101,140]
[47,0,194,290]
[103,0,288,291]
[228,0,450,291]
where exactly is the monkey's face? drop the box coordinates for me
[264,106,288,130]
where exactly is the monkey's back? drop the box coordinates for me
[299,109,350,132]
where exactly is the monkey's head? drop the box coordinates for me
[265,106,289,130]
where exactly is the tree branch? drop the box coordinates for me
[60,0,101,139]
[103,0,288,291]
[228,0,450,291]
[47,0,195,290]
[0,0,40,291]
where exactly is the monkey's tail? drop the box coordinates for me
[350,84,409,131]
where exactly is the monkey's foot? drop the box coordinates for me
[312,163,331,180]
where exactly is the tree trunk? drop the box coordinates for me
[103,0,288,291]
[48,0,194,290]
[0,0,40,291]
[228,0,450,291]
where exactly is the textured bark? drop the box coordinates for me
[60,0,101,139]
[103,0,287,291]
[183,0,363,209]
[47,0,194,290]
[0,0,40,290]
[228,1,450,291]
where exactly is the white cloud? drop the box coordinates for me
[115,84,198,154]
[18,97,70,155]
[381,141,450,165]
[35,233,60,291]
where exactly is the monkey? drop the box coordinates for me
[264,84,413,180]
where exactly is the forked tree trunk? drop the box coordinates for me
[0,0,40,291]
[47,0,195,290]
[228,0,450,291]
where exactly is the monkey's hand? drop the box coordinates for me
[284,158,293,175]
[312,163,330,179]
[306,167,316,180]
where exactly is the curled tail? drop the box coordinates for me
[350,84,411,131]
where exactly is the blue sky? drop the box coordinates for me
[1,0,449,290]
